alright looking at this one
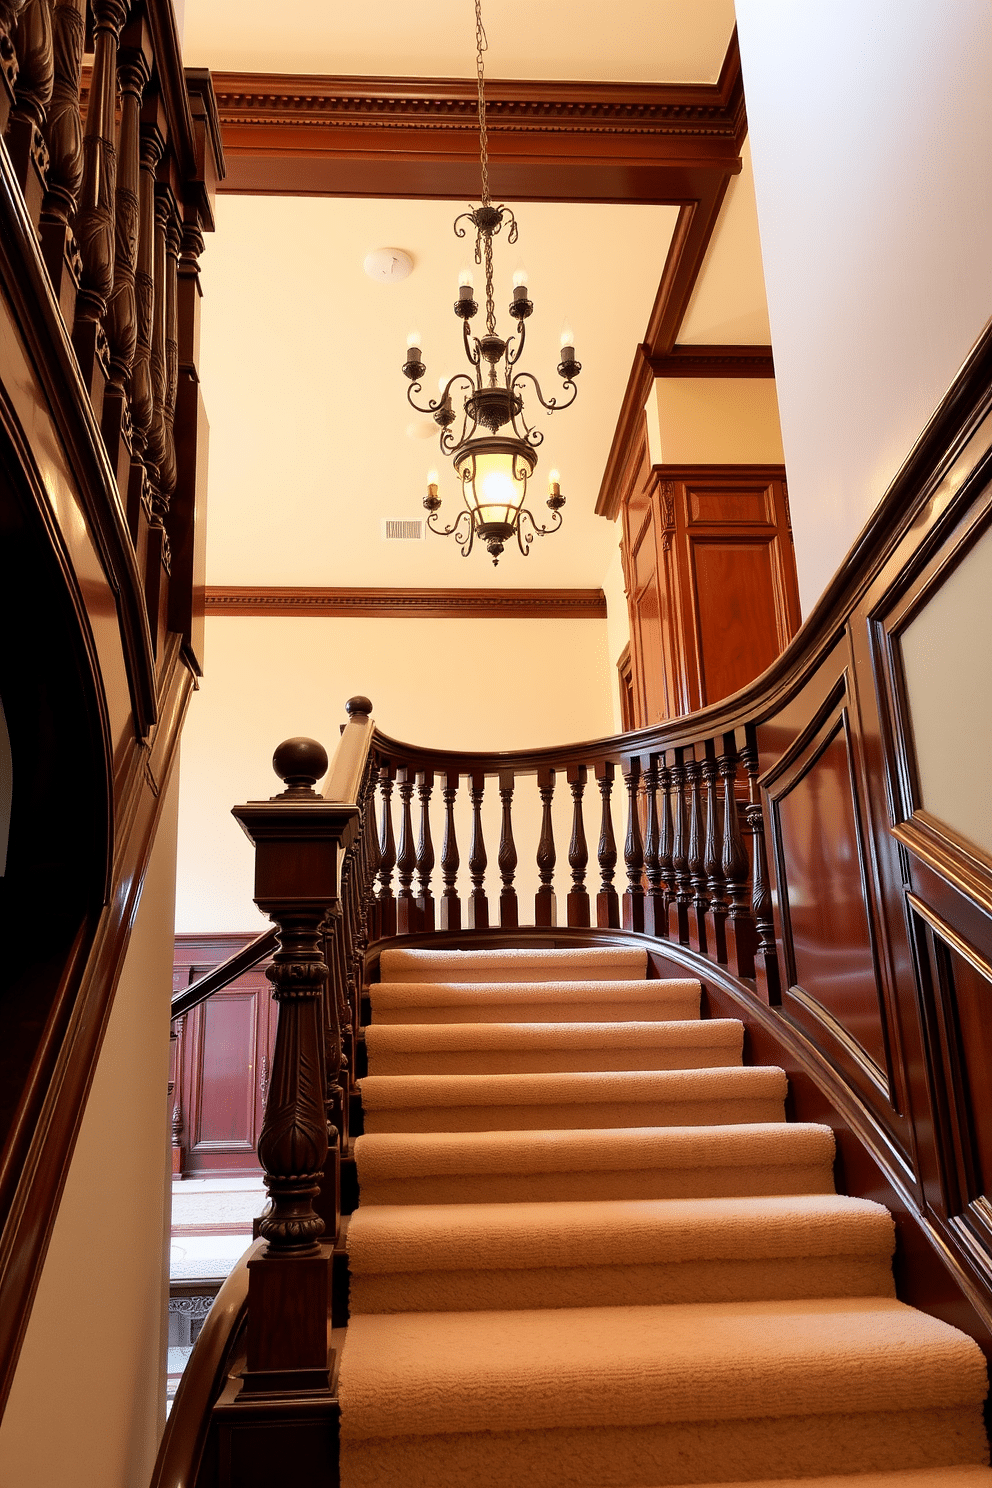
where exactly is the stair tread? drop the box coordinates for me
[346,1194,895,1274]
[379,946,649,983]
[371,979,699,1005]
[365,1019,741,1052]
[338,1297,987,1440]
[359,1065,787,1110]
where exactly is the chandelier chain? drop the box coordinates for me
[475,0,490,207]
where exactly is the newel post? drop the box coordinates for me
[232,736,358,1395]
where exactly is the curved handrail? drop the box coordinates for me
[149,1239,259,1488]
[171,928,277,1022]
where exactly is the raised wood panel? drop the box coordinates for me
[194,995,259,1149]
[688,488,773,525]
[690,540,781,705]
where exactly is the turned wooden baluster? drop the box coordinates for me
[658,752,675,925]
[335,853,356,1095]
[145,187,173,522]
[497,768,519,929]
[439,771,461,932]
[703,738,729,964]
[73,0,128,401]
[128,118,162,531]
[595,760,620,929]
[720,732,756,980]
[415,769,435,933]
[622,757,644,932]
[319,900,347,1193]
[159,210,181,505]
[564,764,590,927]
[394,767,417,934]
[686,749,710,955]
[363,761,381,941]
[535,766,557,927]
[0,0,31,134]
[642,756,665,937]
[377,767,397,938]
[743,732,781,1002]
[668,750,690,944]
[170,1012,185,1177]
[6,0,53,226]
[467,770,488,929]
[38,0,85,320]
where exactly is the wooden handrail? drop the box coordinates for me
[171,927,277,1021]
[149,1239,258,1488]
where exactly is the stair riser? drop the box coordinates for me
[350,1255,897,1313]
[362,1097,787,1135]
[358,1163,837,1207]
[341,1407,987,1488]
[367,1049,743,1076]
[372,1000,700,1025]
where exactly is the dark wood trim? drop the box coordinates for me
[203,587,608,619]
[649,344,774,377]
[595,346,655,519]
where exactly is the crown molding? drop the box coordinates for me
[204,587,608,619]
[649,344,775,377]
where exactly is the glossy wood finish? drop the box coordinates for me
[204,586,607,618]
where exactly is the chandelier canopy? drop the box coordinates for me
[401,0,581,564]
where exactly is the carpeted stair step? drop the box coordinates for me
[338,1297,989,1488]
[346,1192,897,1313]
[354,1121,837,1206]
[378,945,649,983]
[364,1018,743,1076]
[358,1065,788,1134]
[368,978,700,1025]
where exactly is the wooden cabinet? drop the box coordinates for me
[620,425,800,726]
[172,936,275,1179]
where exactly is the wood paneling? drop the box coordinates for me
[619,463,800,726]
[204,587,607,619]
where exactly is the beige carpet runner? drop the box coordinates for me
[337,945,991,1488]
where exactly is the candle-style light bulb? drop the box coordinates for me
[548,468,561,487]
[560,323,574,350]
[427,468,439,486]
[407,329,422,348]
[512,268,528,289]
[458,268,474,288]
[424,467,441,512]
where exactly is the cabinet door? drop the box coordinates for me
[181,970,271,1178]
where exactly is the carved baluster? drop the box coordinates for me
[170,1013,185,1177]
[73,0,128,406]
[377,767,397,938]
[658,752,675,925]
[415,769,435,933]
[394,767,418,934]
[720,732,756,980]
[622,757,644,932]
[6,0,53,226]
[467,770,488,929]
[686,749,710,955]
[0,0,30,134]
[565,763,590,927]
[535,766,557,927]
[439,771,461,931]
[159,210,181,506]
[642,756,665,937]
[127,118,161,536]
[101,33,151,492]
[744,733,781,1002]
[145,187,172,517]
[38,0,84,319]
[668,750,691,945]
[364,763,382,941]
[319,903,347,1185]
[336,855,356,1100]
[494,768,519,928]
[595,760,620,929]
[703,738,729,964]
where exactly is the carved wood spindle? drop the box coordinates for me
[318,901,347,1202]
[595,760,620,929]
[128,117,162,531]
[170,1013,185,1177]
[0,0,30,134]
[642,756,665,937]
[6,0,53,227]
[38,0,85,321]
[496,768,519,928]
[73,0,128,405]
[702,738,729,964]
[622,757,645,932]
[668,749,691,945]
[720,732,756,980]
[415,769,435,933]
[364,761,382,941]
[394,767,417,934]
[658,752,675,922]
[102,36,151,489]
[743,733,781,1002]
[335,854,356,1093]
[145,186,172,522]
[159,209,181,504]
[467,770,489,929]
[535,765,557,927]
[565,763,590,928]
[438,771,461,932]
[377,767,397,938]
[686,750,710,955]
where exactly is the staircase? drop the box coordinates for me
[338,944,991,1488]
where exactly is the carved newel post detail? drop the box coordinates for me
[232,735,358,1394]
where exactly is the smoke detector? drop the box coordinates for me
[364,248,414,283]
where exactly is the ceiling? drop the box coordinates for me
[183,0,771,591]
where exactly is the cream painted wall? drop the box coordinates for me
[175,614,616,933]
[735,0,992,613]
[601,540,630,735]
[0,773,178,1487]
[649,378,784,466]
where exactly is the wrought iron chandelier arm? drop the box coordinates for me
[505,320,527,367]
[426,505,475,556]
[463,318,481,367]
[509,369,579,414]
[405,372,474,417]
[517,501,564,552]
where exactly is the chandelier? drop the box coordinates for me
[400,0,582,565]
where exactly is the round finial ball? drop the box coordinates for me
[272,737,328,788]
[345,696,373,717]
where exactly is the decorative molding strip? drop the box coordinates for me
[204,587,608,619]
[649,344,775,377]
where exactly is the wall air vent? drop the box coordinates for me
[382,519,426,541]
